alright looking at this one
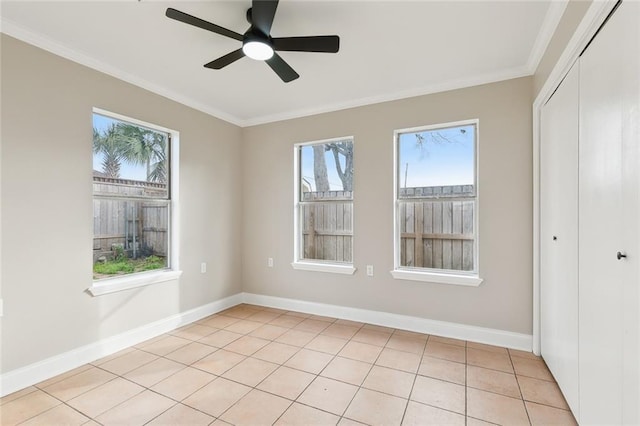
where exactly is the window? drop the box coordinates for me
[392,120,482,286]
[293,137,355,274]
[89,108,180,295]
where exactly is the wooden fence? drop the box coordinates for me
[301,190,352,262]
[93,176,168,262]
[301,207,352,262]
[399,200,475,271]
[301,186,475,271]
[400,184,475,271]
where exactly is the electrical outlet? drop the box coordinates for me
[366,265,374,276]
[268,258,274,268]
[200,262,207,273]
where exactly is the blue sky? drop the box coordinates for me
[300,125,474,192]
[93,114,151,181]
[300,143,349,191]
[398,125,475,187]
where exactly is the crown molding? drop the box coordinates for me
[2,9,547,129]
[526,0,569,74]
[240,65,531,127]
[0,17,244,127]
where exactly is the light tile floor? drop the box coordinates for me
[1,304,577,425]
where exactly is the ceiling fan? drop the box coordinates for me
[166,0,340,83]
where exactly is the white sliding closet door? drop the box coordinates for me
[618,2,639,422]
[618,4,640,423]
[579,1,639,424]
[540,62,580,417]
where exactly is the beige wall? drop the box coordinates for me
[534,0,593,96]
[4,5,591,373]
[0,35,243,373]
[242,77,534,335]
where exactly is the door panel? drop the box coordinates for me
[540,62,580,418]
[578,2,629,423]
[618,2,640,423]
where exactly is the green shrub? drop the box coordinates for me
[93,255,165,275]
[94,259,134,274]
[112,245,126,261]
[139,255,165,271]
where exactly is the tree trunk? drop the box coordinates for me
[313,145,330,191]
[328,142,353,191]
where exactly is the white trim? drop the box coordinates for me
[170,132,181,273]
[294,135,354,149]
[92,108,175,134]
[1,16,532,128]
[242,292,532,351]
[291,262,356,275]
[90,108,181,296]
[243,66,531,127]
[0,293,243,397]
[87,270,183,296]
[1,18,243,127]
[1,291,533,397]
[293,144,301,266]
[390,269,482,287]
[526,1,569,74]
[532,0,618,356]
[293,136,354,270]
[392,119,480,282]
[533,1,616,109]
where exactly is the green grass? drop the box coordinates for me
[139,255,165,271]
[93,255,166,278]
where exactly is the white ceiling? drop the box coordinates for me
[1,1,564,126]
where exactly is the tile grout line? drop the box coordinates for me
[398,334,429,426]
[337,327,394,424]
[10,305,558,426]
[464,338,468,426]
[26,374,122,425]
[508,348,533,426]
[189,315,343,424]
[213,342,322,423]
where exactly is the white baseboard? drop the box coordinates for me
[242,292,533,351]
[0,293,242,397]
[2,291,533,398]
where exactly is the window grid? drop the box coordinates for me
[294,137,354,266]
[394,120,479,276]
[92,110,173,281]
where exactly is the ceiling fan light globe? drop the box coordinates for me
[243,41,274,60]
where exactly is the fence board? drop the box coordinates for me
[462,201,474,270]
[414,203,424,267]
[300,191,353,263]
[296,186,473,269]
[423,202,433,266]
[93,178,168,261]
[432,202,443,269]
[442,202,453,269]
[398,187,475,271]
[452,202,463,270]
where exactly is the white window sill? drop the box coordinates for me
[88,270,183,296]
[390,269,483,287]
[291,261,356,275]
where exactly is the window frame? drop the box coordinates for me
[88,108,181,296]
[292,136,356,275]
[391,119,482,286]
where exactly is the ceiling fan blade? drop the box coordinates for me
[204,49,245,69]
[251,0,279,35]
[166,8,243,41]
[272,36,340,53]
[266,53,299,83]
